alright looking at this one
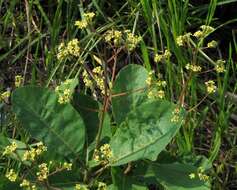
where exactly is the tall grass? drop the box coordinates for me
[0,0,237,189]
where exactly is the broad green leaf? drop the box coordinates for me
[12,86,85,159]
[110,100,185,166]
[0,176,21,190]
[73,93,111,144]
[49,170,82,190]
[112,64,148,125]
[139,162,210,190]
[110,167,148,190]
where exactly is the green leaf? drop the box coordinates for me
[110,167,148,190]
[0,176,21,190]
[110,100,185,166]
[12,86,85,159]
[112,64,148,125]
[140,162,210,190]
[73,93,111,144]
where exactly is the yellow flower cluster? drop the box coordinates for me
[104,29,141,51]
[205,80,216,94]
[82,70,93,88]
[36,163,49,181]
[83,66,107,95]
[146,72,166,99]
[189,167,209,182]
[20,179,37,190]
[75,184,88,190]
[177,26,214,46]
[97,182,107,190]
[20,179,30,187]
[148,89,165,99]
[185,63,202,72]
[61,162,72,171]
[94,144,112,163]
[93,67,105,94]
[55,79,75,104]
[189,173,195,179]
[57,39,80,61]
[58,89,71,104]
[146,71,154,86]
[171,108,181,123]
[176,33,191,46]
[2,141,17,156]
[207,40,218,48]
[15,75,23,87]
[104,29,122,45]
[23,142,47,161]
[124,30,142,51]
[215,59,225,73]
[154,50,172,63]
[5,169,18,182]
[75,12,95,29]
[193,25,214,39]
[75,184,82,190]
[0,90,10,101]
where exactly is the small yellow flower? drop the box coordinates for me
[176,35,184,46]
[3,141,17,156]
[193,30,203,39]
[205,80,216,94]
[20,179,30,187]
[104,29,122,45]
[215,59,225,73]
[98,182,107,190]
[171,115,180,123]
[157,80,167,87]
[0,91,11,101]
[197,167,209,181]
[176,33,191,46]
[22,143,46,162]
[94,144,112,163]
[83,12,95,21]
[15,75,23,87]
[185,63,202,72]
[67,39,80,57]
[146,71,154,86]
[154,54,163,63]
[82,70,93,88]
[35,142,47,155]
[62,162,72,171]
[164,50,171,59]
[125,30,142,51]
[36,163,49,181]
[198,173,209,181]
[75,20,88,29]
[171,108,181,123]
[5,169,17,182]
[157,90,165,99]
[75,12,95,29]
[75,184,88,190]
[31,185,37,190]
[75,184,82,190]
[57,39,80,61]
[200,25,214,34]
[194,25,214,39]
[207,40,218,48]
[189,173,195,179]
[93,66,103,75]
[23,149,36,161]
[93,149,100,162]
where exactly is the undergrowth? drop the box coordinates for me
[0,0,237,189]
